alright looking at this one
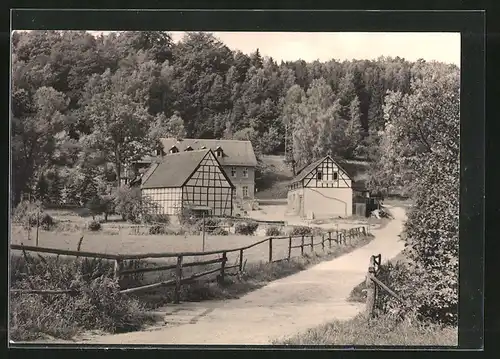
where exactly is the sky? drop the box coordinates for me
[89,31,460,66]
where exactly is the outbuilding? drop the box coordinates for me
[140,149,235,217]
[287,155,354,219]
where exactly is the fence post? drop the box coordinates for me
[113,259,123,281]
[269,238,273,263]
[336,230,339,245]
[365,255,377,319]
[239,249,244,272]
[328,231,332,249]
[288,236,292,261]
[321,234,325,251]
[219,251,227,284]
[301,235,304,256]
[174,255,183,304]
[310,235,314,252]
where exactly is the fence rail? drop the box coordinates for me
[364,253,404,319]
[11,225,371,303]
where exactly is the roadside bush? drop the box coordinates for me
[235,221,259,235]
[266,226,282,236]
[149,224,165,235]
[289,225,313,236]
[10,254,154,340]
[87,220,102,232]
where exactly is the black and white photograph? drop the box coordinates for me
[9,19,468,347]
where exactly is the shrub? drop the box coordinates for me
[197,217,221,233]
[39,213,55,230]
[235,221,259,235]
[289,225,313,236]
[10,254,154,340]
[87,220,102,232]
[266,226,282,236]
[212,227,229,236]
[12,200,42,227]
[149,224,165,235]
[113,187,161,223]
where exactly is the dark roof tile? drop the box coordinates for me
[159,138,257,167]
[141,150,209,189]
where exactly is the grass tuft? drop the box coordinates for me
[274,313,458,346]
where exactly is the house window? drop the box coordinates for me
[317,171,323,180]
[242,186,249,198]
[185,146,193,151]
[333,172,338,180]
[231,167,236,177]
[170,146,179,154]
[243,168,248,178]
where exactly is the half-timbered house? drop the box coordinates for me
[287,155,354,219]
[140,149,235,217]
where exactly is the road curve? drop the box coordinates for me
[80,206,407,345]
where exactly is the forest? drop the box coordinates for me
[11,30,458,207]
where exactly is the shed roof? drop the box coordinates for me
[159,138,258,167]
[141,150,210,189]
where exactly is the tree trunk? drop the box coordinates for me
[115,143,121,189]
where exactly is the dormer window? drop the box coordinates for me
[215,146,223,157]
[169,146,179,154]
[200,146,207,150]
[185,146,193,151]
[155,148,163,156]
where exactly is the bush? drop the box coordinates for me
[87,220,102,232]
[212,227,229,236]
[12,200,42,227]
[266,226,282,236]
[113,187,161,224]
[197,217,221,233]
[235,221,259,235]
[10,254,154,340]
[142,212,170,225]
[39,213,55,230]
[149,224,165,235]
[289,225,313,236]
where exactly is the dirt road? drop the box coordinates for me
[81,206,406,345]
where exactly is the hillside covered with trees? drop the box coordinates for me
[11,30,458,207]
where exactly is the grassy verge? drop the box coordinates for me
[274,313,458,346]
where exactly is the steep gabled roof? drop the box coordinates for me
[159,138,258,167]
[289,155,355,185]
[141,150,210,189]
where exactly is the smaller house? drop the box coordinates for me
[287,155,354,219]
[140,149,235,217]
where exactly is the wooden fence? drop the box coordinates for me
[364,253,404,318]
[11,226,370,303]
